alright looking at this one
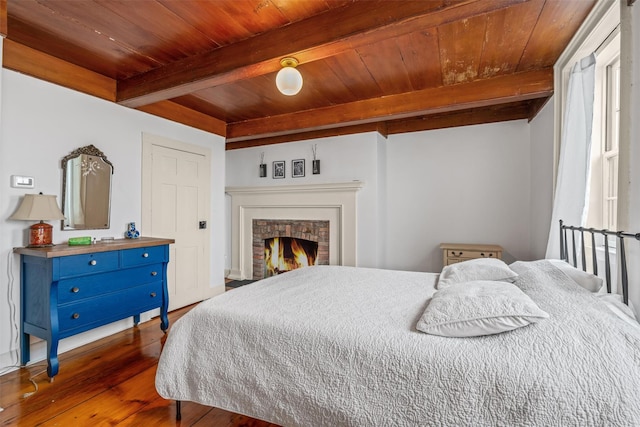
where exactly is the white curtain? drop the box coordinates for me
[545,53,596,260]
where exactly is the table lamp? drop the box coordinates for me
[9,193,65,247]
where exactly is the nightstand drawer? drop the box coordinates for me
[57,264,164,304]
[58,252,119,277]
[446,249,499,259]
[58,282,163,334]
[440,243,503,267]
[121,246,167,267]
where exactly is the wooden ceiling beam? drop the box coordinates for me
[2,40,225,136]
[526,97,551,122]
[2,39,116,101]
[226,99,546,149]
[136,101,227,136]
[116,0,527,108]
[225,123,380,150]
[225,68,553,142]
[0,0,7,37]
[385,102,535,135]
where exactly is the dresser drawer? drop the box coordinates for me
[57,264,164,304]
[58,252,119,278]
[58,282,163,334]
[121,246,167,268]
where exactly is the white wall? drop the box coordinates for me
[529,97,555,259]
[376,132,388,267]
[225,133,381,268]
[226,120,541,274]
[384,121,532,272]
[0,70,226,372]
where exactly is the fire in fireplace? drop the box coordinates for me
[264,237,318,277]
[252,219,329,280]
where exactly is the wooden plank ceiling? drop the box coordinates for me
[3,0,595,149]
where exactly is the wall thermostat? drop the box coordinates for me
[11,175,35,189]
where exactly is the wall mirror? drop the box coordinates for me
[61,145,114,230]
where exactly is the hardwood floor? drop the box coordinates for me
[0,304,279,426]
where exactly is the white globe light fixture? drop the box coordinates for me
[276,57,303,96]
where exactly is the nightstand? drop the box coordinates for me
[440,243,503,266]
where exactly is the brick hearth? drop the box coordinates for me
[226,182,362,280]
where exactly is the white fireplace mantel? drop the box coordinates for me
[226,181,363,280]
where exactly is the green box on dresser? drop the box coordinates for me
[15,237,174,379]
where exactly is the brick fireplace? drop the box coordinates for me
[252,219,330,280]
[226,182,363,280]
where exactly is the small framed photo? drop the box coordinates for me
[273,161,285,179]
[292,159,305,178]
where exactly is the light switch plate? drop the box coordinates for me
[11,175,35,189]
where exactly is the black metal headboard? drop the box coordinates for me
[559,220,640,305]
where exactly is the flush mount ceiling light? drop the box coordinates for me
[276,57,303,96]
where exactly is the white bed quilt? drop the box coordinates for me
[155,263,640,426]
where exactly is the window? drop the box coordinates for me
[587,31,620,232]
[551,0,619,269]
[603,57,619,231]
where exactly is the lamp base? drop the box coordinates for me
[29,221,53,247]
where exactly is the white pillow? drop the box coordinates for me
[437,258,518,289]
[416,280,549,337]
[548,259,603,292]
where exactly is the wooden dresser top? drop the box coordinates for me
[14,237,175,258]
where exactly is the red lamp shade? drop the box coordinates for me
[9,194,65,247]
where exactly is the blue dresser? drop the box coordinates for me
[15,237,174,379]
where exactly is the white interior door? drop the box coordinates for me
[142,133,211,311]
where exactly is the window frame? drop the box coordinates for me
[587,31,620,234]
[602,55,620,231]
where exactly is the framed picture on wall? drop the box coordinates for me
[273,161,285,179]
[292,159,305,178]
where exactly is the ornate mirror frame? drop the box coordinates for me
[61,144,114,230]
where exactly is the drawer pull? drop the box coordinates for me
[89,260,97,266]
[150,292,157,298]
[481,253,485,257]
[71,287,80,293]
[451,251,463,257]
[142,253,149,258]
[72,313,80,319]
[151,271,158,276]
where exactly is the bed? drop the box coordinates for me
[155,224,640,426]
